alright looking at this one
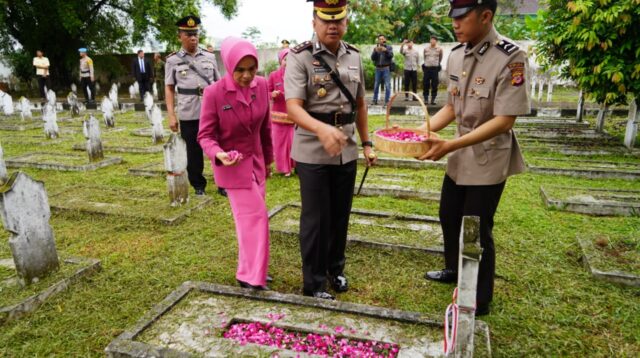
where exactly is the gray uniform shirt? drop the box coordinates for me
[165,48,220,121]
[446,27,530,185]
[400,46,420,71]
[423,46,443,68]
[285,40,365,165]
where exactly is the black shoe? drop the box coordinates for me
[195,188,206,196]
[475,304,490,317]
[373,100,378,105]
[430,100,437,105]
[330,274,349,293]
[266,275,273,283]
[217,188,227,197]
[424,269,457,283]
[303,290,335,300]
[237,279,269,291]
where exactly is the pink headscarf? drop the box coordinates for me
[220,36,259,80]
[220,37,259,103]
[278,48,289,64]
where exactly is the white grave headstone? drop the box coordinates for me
[101,97,115,127]
[0,90,13,116]
[109,84,119,112]
[152,82,158,100]
[128,84,136,99]
[43,102,59,139]
[67,91,80,117]
[0,172,60,286]
[144,92,154,122]
[0,144,7,184]
[624,98,638,149]
[164,133,189,206]
[19,97,32,120]
[83,115,104,162]
[150,104,165,144]
[46,89,56,107]
[71,83,77,94]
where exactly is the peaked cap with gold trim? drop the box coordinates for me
[176,15,201,31]
[308,0,348,21]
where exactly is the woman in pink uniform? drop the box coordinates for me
[198,37,273,290]
[267,48,295,176]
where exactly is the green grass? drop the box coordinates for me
[0,109,639,356]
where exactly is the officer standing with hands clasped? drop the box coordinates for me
[285,0,376,300]
[165,15,221,197]
[419,0,529,316]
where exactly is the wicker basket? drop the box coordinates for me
[271,111,294,125]
[373,91,435,157]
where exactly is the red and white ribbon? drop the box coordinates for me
[444,287,459,355]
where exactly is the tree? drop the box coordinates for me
[0,0,238,89]
[241,26,262,44]
[531,0,640,106]
[345,0,454,44]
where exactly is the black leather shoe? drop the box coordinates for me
[195,188,206,196]
[266,275,273,283]
[217,188,227,197]
[430,101,437,105]
[424,269,457,283]
[303,290,335,300]
[475,304,490,317]
[330,275,349,293]
[237,280,269,291]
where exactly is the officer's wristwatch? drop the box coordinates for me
[361,141,373,148]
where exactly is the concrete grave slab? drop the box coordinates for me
[359,155,446,170]
[129,161,213,177]
[49,185,212,225]
[269,203,443,254]
[354,171,441,201]
[577,236,639,287]
[527,158,640,180]
[0,119,42,131]
[105,281,492,357]
[5,152,122,171]
[130,127,172,138]
[0,257,101,324]
[540,186,640,216]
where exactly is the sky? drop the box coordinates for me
[201,0,315,47]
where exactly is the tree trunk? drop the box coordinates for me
[576,90,584,122]
[624,98,638,149]
[595,103,608,133]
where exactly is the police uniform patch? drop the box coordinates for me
[475,77,485,85]
[496,39,519,55]
[478,42,490,56]
[449,74,459,82]
[507,62,525,87]
[451,43,464,52]
[345,43,360,53]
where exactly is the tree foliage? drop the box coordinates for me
[0,0,238,88]
[532,0,640,105]
[345,0,455,44]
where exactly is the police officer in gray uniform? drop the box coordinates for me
[285,0,376,300]
[165,15,221,196]
[419,0,530,316]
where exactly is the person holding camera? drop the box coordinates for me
[423,35,443,105]
[371,34,393,106]
[400,39,419,101]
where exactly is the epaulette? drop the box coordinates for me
[451,43,464,52]
[166,52,176,58]
[495,39,519,55]
[291,41,312,54]
[344,42,360,53]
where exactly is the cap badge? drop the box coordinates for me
[187,18,195,27]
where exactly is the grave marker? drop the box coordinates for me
[164,133,189,206]
[101,97,115,127]
[150,104,165,144]
[624,98,638,150]
[0,90,14,115]
[0,172,59,286]
[83,115,104,162]
[0,144,7,184]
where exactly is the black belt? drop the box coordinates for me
[376,65,390,68]
[423,66,439,70]
[178,87,203,96]
[308,112,356,126]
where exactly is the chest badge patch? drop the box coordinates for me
[317,87,327,98]
[475,77,485,85]
[450,86,460,97]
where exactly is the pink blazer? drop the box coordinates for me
[198,76,273,189]
[267,68,287,113]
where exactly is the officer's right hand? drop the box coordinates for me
[168,113,179,132]
[317,123,347,157]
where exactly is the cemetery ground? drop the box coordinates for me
[0,109,638,356]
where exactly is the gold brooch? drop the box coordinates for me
[317,87,327,98]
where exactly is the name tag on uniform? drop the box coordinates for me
[313,68,328,73]
[450,75,459,82]
[348,66,359,70]
[223,105,232,111]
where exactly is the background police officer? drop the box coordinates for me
[165,15,221,196]
[419,0,530,316]
[285,0,376,300]
[78,48,95,104]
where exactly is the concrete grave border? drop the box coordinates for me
[5,152,122,171]
[0,121,42,131]
[72,143,163,154]
[356,185,441,202]
[128,162,166,177]
[540,186,640,217]
[527,158,640,180]
[130,128,172,138]
[268,203,443,255]
[0,257,101,325]
[577,237,640,287]
[49,185,213,225]
[105,281,492,357]
[359,155,446,170]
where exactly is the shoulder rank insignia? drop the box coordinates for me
[166,52,176,58]
[291,41,313,54]
[495,39,519,55]
[344,42,360,53]
[451,43,465,52]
